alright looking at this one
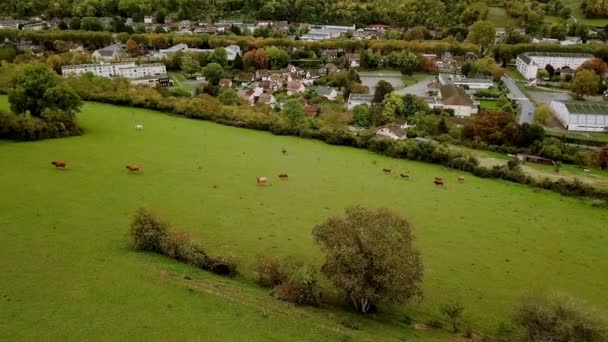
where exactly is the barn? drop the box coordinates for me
[550,100,608,132]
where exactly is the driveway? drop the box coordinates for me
[395,77,434,97]
[502,76,535,124]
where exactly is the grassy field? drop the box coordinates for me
[487,7,518,27]
[168,71,196,93]
[479,100,499,110]
[1,96,608,340]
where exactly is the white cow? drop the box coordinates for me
[135,124,144,130]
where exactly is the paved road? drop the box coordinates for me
[502,76,535,124]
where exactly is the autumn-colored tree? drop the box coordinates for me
[466,20,496,49]
[577,58,608,75]
[242,48,269,70]
[403,26,427,41]
[125,39,139,57]
[534,104,552,125]
[313,206,423,313]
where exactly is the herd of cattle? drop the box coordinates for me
[51,146,465,187]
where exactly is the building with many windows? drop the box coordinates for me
[516,52,593,80]
[550,100,608,132]
[61,62,169,87]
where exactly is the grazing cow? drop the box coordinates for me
[383,168,392,173]
[256,177,268,184]
[458,176,465,183]
[400,173,409,179]
[126,165,141,172]
[51,161,67,169]
[433,179,444,186]
[135,124,143,130]
[434,177,443,181]
[278,173,288,180]
[282,147,287,155]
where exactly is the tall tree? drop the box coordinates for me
[372,80,394,104]
[202,63,223,86]
[282,99,305,128]
[466,20,496,49]
[313,206,423,313]
[572,69,600,99]
[9,64,81,117]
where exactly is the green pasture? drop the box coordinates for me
[479,100,499,110]
[1,96,607,340]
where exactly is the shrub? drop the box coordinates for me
[511,294,607,342]
[440,301,464,333]
[427,319,444,329]
[206,255,238,277]
[161,229,207,264]
[273,264,321,306]
[254,255,287,288]
[129,208,169,253]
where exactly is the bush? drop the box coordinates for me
[161,229,207,264]
[0,110,81,141]
[427,319,444,329]
[254,255,287,288]
[129,208,169,253]
[273,264,321,306]
[206,255,238,277]
[511,294,607,342]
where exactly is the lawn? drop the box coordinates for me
[168,71,195,93]
[479,100,499,110]
[1,96,608,340]
[487,7,519,27]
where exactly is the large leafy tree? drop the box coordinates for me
[202,63,223,86]
[313,206,423,313]
[572,69,600,99]
[466,20,496,49]
[9,64,81,117]
[281,99,305,128]
[372,80,394,104]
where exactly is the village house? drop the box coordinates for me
[235,72,255,86]
[256,93,277,107]
[375,123,408,140]
[320,49,339,60]
[144,16,153,25]
[256,69,271,81]
[286,81,306,96]
[304,105,321,118]
[324,63,338,75]
[429,85,478,117]
[219,79,232,88]
[315,86,338,101]
[347,93,374,110]
[92,43,124,61]
[426,81,442,96]
[345,53,361,68]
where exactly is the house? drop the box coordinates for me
[304,105,321,117]
[315,86,338,101]
[426,81,442,95]
[0,19,25,29]
[320,49,339,60]
[325,63,338,75]
[219,79,232,88]
[464,52,478,63]
[256,69,271,81]
[300,24,354,41]
[92,43,124,61]
[144,16,153,24]
[345,53,361,68]
[559,66,575,80]
[256,93,277,107]
[347,93,373,110]
[286,81,305,95]
[550,100,608,132]
[516,52,593,80]
[225,44,241,61]
[376,123,408,140]
[235,72,255,86]
[434,85,478,117]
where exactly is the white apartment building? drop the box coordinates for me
[516,52,593,80]
[62,62,166,79]
[550,100,608,132]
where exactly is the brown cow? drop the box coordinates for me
[256,177,268,184]
[434,177,443,181]
[382,168,392,173]
[51,161,67,169]
[458,176,465,183]
[281,147,287,155]
[278,173,288,180]
[126,165,141,172]
[433,179,444,186]
[400,173,409,179]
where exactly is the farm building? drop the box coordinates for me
[516,52,593,80]
[550,100,608,132]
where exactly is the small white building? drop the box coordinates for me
[144,16,153,24]
[376,123,408,140]
[315,86,338,101]
[550,100,608,132]
[347,93,374,110]
[438,73,493,89]
[516,52,593,80]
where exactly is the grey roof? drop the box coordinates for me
[523,52,594,58]
[517,53,531,64]
[315,86,335,96]
[377,123,407,137]
[95,43,123,56]
[561,101,608,115]
[348,93,374,101]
